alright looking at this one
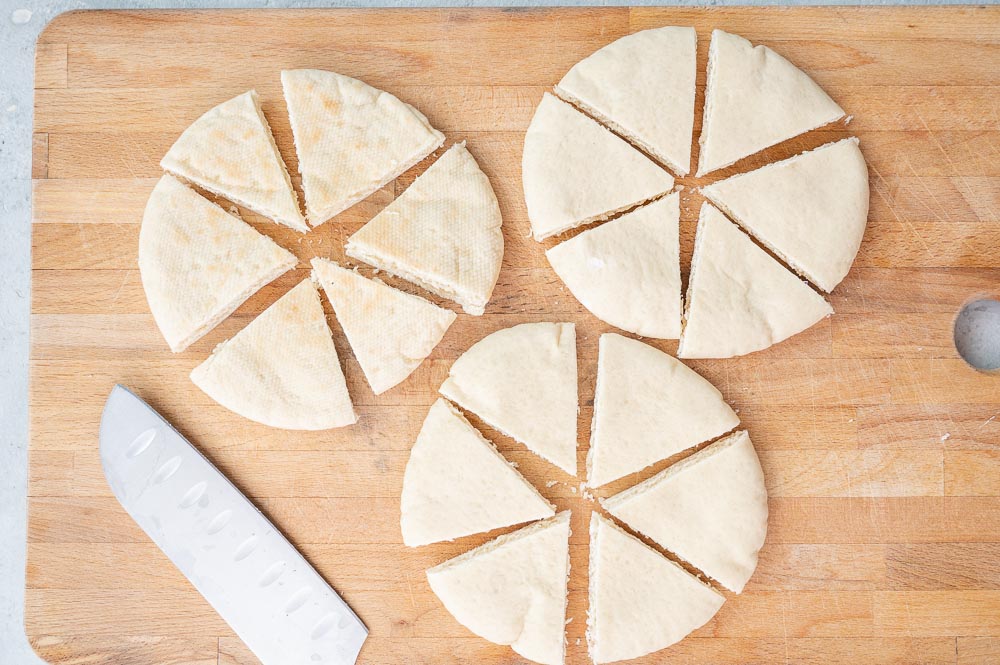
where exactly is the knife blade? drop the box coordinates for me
[99,384,368,665]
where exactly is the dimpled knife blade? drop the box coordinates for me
[99,385,368,664]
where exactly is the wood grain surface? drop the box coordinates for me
[27,7,1000,665]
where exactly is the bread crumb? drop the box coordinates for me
[844,115,854,125]
[576,638,581,646]
[570,486,578,494]
[940,433,951,442]
[545,480,559,488]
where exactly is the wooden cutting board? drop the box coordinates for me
[26,7,1000,665]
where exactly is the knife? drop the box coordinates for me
[99,385,368,664]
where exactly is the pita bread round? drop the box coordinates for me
[546,193,681,339]
[190,279,356,430]
[698,30,845,176]
[702,137,869,292]
[522,93,674,241]
[311,258,456,396]
[588,333,740,488]
[587,513,725,664]
[346,142,503,315]
[556,26,697,176]
[160,90,307,232]
[281,69,445,226]
[427,512,571,665]
[439,322,578,476]
[679,203,833,359]
[138,174,297,353]
[603,430,769,593]
[401,398,555,547]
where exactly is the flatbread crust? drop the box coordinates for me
[160,90,307,232]
[281,69,445,226]
[697,30,845,176]
[522,93,674,241]
[556,26,697,176]
[678,203,833,359]
[401,398,555,547]
[346,142,503,315]
[190,279,356,430]
[546,193,681,339]
[603,430,768,593]
[427,512,571,665]
[311,258,456,395]
[587,334,740,488]
[702,137,869,292]
[439,322,578,475]
[138,174,297,353]
[587,513,725,664]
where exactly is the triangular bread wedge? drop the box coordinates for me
[522,93,674,241]
[160,90,307,232]
[588,334,740,488]
[281,69,445,226]
[702,138,869,292]
[588,513,725,664]
[439,322,578,475]
[311,258,456,395]
[697,30,845,176]
[190,279,356,430]
[427,512,571,665]
[556,27,697,176]
[603,430,768,593]
[546,193,681,339]
[401,398,555,547]
[678,203,833,359]
[139,174,297,353]
[345,142,503,315]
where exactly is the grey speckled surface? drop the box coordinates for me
[0,0,982,663]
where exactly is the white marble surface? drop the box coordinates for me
[0,0,979,663]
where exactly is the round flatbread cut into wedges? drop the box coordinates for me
[190,278,356,430]
[281,69,445,227]
[427,512,572,665]
[160,90,308,232]
[587,333,740,489]
[546,192,681,339]
[678,202,833,359]
[311,258,456,396]
[400,398,555,547]
[138,174,297,353]
[555,26,697,176]
[701,137,870,293]
[587,513,725,664]
[439,322,579,476]
[603,430,768,593]
[522,93,674,241]
[697,29,845,176]
[345,142,503,316]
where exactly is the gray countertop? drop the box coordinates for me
[0,0,973,663]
